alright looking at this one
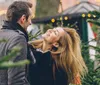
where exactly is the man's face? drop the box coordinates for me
[19,8,33,30]
[23,8,33,30]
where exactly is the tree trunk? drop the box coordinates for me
[35,0,60,18]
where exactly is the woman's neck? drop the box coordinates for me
[42,40,52,52]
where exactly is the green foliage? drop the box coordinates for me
[43,24,53,33]
[0,39,8,42]
[87,18,100,26]
[0,40,30,69]
[81,42,100,85]
[82,68,100,85]
[82,10,100,85]
[67,22,79,29]
[89,11,100,18]
[87,11,100,26]
[28,29,42,41]
[0,60,29,69]
[89,24,98,35]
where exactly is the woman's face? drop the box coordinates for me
[42,27,65,43]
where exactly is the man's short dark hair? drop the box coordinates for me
[6,1,32,22]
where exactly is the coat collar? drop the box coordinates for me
[2,21,28,42]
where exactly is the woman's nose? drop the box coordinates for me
[48,29,52,33]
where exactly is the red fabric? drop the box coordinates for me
[72,75,81,84]
[93,32,97,38]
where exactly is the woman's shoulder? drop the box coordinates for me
[28,44,53,64]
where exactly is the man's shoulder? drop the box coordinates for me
[0,29,26,40]
[0,29,24,36]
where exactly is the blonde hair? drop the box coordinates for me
[30,27,88,83]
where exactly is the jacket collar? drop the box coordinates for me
[2,21,28,42]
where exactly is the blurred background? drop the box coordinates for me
[0,0,100,27]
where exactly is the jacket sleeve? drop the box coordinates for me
[7,35,30,85]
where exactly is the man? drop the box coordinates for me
[0,1,33,85]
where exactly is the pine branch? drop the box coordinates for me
[89,11,100,17]
[0,46,30,69]
[0,39,8,43]
[28,30,42,41]
[0,60,30,69]
[0,47,21,63]
[87,19,100,26]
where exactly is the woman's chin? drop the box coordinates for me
[42,34,47,38]
[42,34,44,38]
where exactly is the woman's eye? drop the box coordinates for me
[53,29,59,36]
[54,31,59,36]
[54,31,57,35]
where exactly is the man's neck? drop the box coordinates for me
[17,21,26,31]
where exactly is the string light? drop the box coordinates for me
[60,17,63,20]
[82,14,85,17]
[51,18,55,23]
[64,16,68,20]
[88,14,91,17]
[93,15,96,18]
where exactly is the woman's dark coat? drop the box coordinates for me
[28,45,68,85]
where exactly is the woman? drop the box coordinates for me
[28,27,88,85]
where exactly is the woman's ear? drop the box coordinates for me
[52,42,59,48]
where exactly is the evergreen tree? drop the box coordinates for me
[0,40,29,69]
[82,10,100,85]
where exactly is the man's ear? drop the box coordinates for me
[19,15,26,24]
[52,42,59,48]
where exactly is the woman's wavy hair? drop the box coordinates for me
[31,27,88,83]
[53,27,88,83]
